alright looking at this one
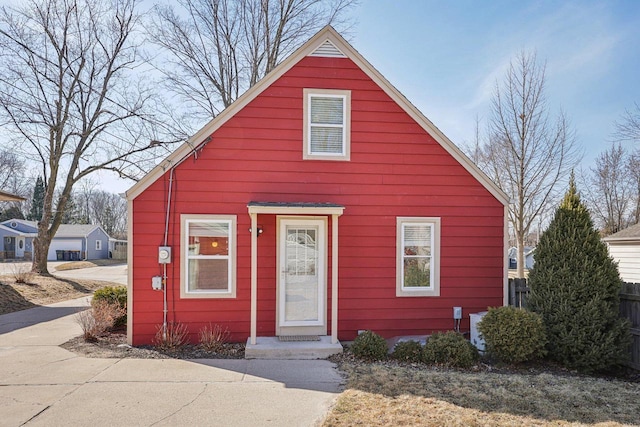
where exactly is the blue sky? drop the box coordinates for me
[350,0,640,168]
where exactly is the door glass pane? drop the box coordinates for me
[284,226,319,322]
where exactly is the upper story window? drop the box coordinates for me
[180,214,237,299]
[396,217,441,297]
[303,89,351,161]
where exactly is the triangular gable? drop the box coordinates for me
[127,26,509,206]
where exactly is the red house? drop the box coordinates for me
[126,27,509,356]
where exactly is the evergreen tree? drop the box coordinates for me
[528,174,631,372]
[59,193,88,224]
[27,176,45,221]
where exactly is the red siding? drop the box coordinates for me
[131,56,504,345]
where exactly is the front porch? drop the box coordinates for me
[245,336,343,359]
[247,202,345,359]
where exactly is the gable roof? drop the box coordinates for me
[603,223,640,242]
[1,218,38,232]
[0,223,36,237]
[0,218,108,239]
[126,26,509,206]
[55,224,106,238]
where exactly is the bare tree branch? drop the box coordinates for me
[146,0,359,134]
[614,103,640,143]
[0,0,176,274]
[475,51,581,278]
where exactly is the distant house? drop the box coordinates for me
[508,246,535,270]
[0,219,111,261]
[0,219,36,260]
[603,223,640,283]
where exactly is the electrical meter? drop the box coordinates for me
[158,246,172,264]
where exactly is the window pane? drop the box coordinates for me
[404,224,431,256]
[404,257,431,288]
[311,97,343,124]
[189,222,229,255]
[310,127,343,153]
[188,259,229,291]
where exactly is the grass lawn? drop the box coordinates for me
[323,357,640,426]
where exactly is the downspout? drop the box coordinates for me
[160,136,211,340]
[161,167,175,339]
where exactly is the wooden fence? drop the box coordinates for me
[507,278,640,370]
[620,282,640,370]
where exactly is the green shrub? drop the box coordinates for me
[92,286,127,327]
[350,330,388,361]
[528,177,631,372]
[93,285,127,306]
[478,306,547,363]
[422,331,479,368]
[391,340,423,363]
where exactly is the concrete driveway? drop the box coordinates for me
[54,263,127,285]
[0,298,343,426]
[0,261,127,286]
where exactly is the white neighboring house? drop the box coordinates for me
[0,219,111,261]
[603,223,640,283]
[508,246,536,270]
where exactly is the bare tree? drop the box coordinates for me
[477,51,580,278]
[0,0,173,275]
[89,190,127,238]
[613,103,640,225]
[0,149,30,196]
[584,144,631,235]
[0,149,29,215]
[615,103,640,142]
[146,0,358,132]
[627,149,640,225]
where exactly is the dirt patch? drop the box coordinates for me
[0,273,118,315]
[323,353,640,427]
[61,331,245,359]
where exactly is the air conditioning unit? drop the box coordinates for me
[469,311,488,353]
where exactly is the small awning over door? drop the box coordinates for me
[247,201,345,345]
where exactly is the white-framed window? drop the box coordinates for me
[96,240,102,251]
[180,214,237,299]
[396,217,441,297]
[303,88,351,161]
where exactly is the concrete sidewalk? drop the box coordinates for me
[0,300,343,426]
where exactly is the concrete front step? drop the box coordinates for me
[245,336,343,359]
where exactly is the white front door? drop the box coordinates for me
[277,217,327,336]
[15,237,25,258]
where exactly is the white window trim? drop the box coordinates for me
[96,240,102,251]
[396,217,441,297]
[180,214,237,299]
[303,88,351,161]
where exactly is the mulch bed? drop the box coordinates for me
[61,331,245,359]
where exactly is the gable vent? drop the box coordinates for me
[309,40,346,58]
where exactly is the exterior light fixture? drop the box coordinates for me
[249,226,264,236]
